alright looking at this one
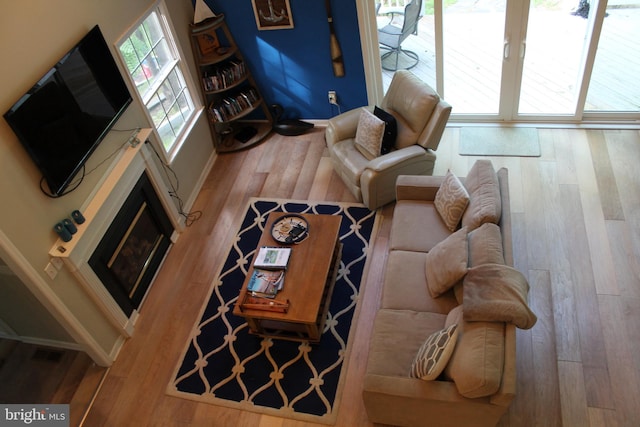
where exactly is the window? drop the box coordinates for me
[117,1,200,162]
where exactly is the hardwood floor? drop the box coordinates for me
[82,126,640,426]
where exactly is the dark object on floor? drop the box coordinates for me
[571,0,589,18]
[234,126,257,143]
[271,104,314,136]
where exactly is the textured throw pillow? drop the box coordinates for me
[435,170,470,231]
[374,106,397,155]
[354,108,385,160]
[425,227,469,298]
[410,324,459,380]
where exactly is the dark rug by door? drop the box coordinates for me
[459,127,541,157]
[168,198,379,424]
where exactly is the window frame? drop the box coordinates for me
[116,0,202,164]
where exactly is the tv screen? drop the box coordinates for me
[4,25,132,197]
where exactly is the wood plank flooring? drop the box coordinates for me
[82,126,640,427]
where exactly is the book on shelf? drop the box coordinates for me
[247,268,285,296]
[253,246,292,269]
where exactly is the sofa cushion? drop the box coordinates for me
[390,200,452,252]
[435,170,470,232]
[444,306,505,398]
[374,106,397,155]
[463,264,537,329]
[354,108,385,160]
[454,220,507,304]
[382,250,459,314]
[425,227,468,298]
[410,324,459,380]
[368,309,448,378]
[461,160,501,231]
[468,222,505,267]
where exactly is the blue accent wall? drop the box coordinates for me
[203,0,368,119]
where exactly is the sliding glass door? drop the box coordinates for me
[370,0,639,122]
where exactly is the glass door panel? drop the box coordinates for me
[442,1,507,115]
[518,2,590,115]
[586,6,640,112]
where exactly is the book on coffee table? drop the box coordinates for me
[247,268,285,296]
[253,246,292,270]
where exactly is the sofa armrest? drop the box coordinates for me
[363,374,508,427]
[395,174,447,202]
[364,374,474,402]
[366,145,430,172]
[325,106,370,146]
[490,323,516,407]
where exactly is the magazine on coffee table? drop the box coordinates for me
[247,268,285,296]
[253,246,292,269]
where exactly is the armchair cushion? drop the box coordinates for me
[355,108,385,160]
[382,71,441,149]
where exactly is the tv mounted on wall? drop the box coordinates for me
[4,25,132,197]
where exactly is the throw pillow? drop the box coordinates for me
[410,324,458,381]
[374,106,397,155]
[463,263,537,329]
[443,316,505,398]
[461,160,501,231]
[354,108,385,160]
[425,227,469,298]
[434,170,470,231]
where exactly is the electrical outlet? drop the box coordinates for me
[45,263,58,280]
[328,91,338,105]
[50,257,64,270]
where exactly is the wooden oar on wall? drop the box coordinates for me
[324,0,345,77]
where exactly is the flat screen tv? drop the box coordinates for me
[4,25,132,197]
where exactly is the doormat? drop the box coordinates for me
[168,198,380,424]
[459,127,541,157]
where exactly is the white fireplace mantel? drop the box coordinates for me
[48,128,182,338]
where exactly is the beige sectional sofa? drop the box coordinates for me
[363,160,536,427]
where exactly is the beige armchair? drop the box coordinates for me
[325,71,451,210]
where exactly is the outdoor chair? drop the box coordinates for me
[377,0,422,71]
[325,70,451,210]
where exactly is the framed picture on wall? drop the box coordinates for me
[252,0,294,30]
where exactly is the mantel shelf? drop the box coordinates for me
[49,128,152,258]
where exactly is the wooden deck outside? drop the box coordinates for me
[379,2,640,116]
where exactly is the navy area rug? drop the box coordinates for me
[168,198,379,424]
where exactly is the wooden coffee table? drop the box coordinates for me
[233,212,342,342]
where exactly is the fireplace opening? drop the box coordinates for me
[89,172,173,316]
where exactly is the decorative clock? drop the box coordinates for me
[270,214,309,244]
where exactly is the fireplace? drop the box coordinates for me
[88,172,173,316]
[49,129,183,360]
